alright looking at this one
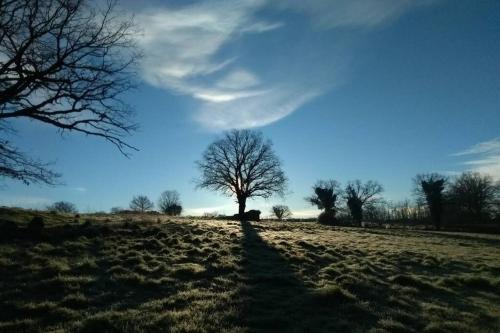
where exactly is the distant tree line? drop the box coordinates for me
[35,128,500,231]
[308,171,499,229]
[123,191,183,216]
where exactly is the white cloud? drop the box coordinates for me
[452,138,500,157]
[74,187,87,192]
[453,138,500,180]
[135,0,275,85]
[215,69,260,90]
[195,87,320,129]
[276,0,437,29]
[132,0,437,130]
[134,0,313,128]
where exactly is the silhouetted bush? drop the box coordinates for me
[318,210,337,225]
[0,220,18,239]
[28,216,44,236]
[233,210,261,221]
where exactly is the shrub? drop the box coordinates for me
[318,210,337,225]
[233,210,261,221]
[0,220,18,239]
[28,216,44,235]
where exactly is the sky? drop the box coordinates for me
[1,0,499,217]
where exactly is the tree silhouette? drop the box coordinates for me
[344,180,384,226]
[414,173,446,230]
[307,180,341,224]
[129,195,154,213]
[158,190,183,216]
[196,130,287,220]
[0,0,139,185]
[271,205,292,221]
[47,201,77,214]
[449,172,499,223]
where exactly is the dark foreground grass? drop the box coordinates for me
[0,209,499,332]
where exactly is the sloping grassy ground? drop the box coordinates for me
[0,209,499,332]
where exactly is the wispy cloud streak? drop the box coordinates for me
[453,138,500,180]
[132,0,438,129]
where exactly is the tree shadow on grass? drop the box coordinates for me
[239,221,375,333]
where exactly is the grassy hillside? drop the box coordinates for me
[0,209,499,332]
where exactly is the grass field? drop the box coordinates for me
[0,209,499,332]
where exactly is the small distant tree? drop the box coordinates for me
[129,195,154,213]
[271,205,292,221]
[449,172,499,223]
[307,180,342,224]
[344,180,384,226]
[196,130,287,220]
[414,173,447,230]
[47,201,77,214]
[158,190,182,216]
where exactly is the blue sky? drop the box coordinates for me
[1,0,499,217]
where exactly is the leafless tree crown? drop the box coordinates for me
[196,129,287,205]
[272,204,291,220]
[345,180,384,204]
[0,0,139,185]
[129,195,154,213]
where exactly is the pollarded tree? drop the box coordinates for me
[413,173,447,230]
[47,201,77,214]
[272,205,292,221]
[129,195,154,213]
[306,180,342,224]
[344,180,384,226]
[0,0,139,185]
[158,190,183,216]
[196,130,287,219]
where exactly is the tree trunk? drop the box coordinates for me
[238,197,246,220]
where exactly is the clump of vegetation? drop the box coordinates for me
[307,180,342,224]
[46,201,78,214]
[27,216,44,236]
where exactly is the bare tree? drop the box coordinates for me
[129,195,153,213]
[0,0,139,185]
[158,190,182,216]
[344,180,384,226]
[413,173,447,230]
[271,205,291,221]
[47,201,77,214]
[306,180,342,224]
[449,172,499,223]
[196,129,287,219]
